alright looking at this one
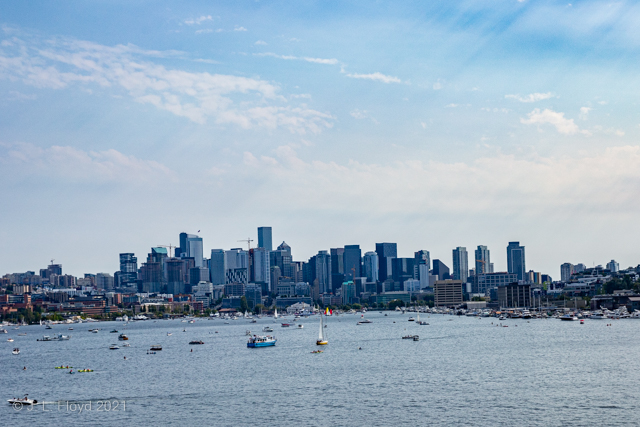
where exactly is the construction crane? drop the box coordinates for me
[475,259,487,274]
[157,244,177,257]
[238,238,254,252]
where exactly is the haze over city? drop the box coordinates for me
[1,1,639,277]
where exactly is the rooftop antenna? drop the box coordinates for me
[50,259,55,266]
[238,237,254,252]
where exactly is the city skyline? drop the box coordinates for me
[2,1,640,276]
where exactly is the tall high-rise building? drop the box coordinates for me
[178,232,203,267]
[343,245,362,281]
[375,243,397,281]
[118,253,138,287]
[225,249,248,285]
[392,258,416,285]
[315,250,332,294]
[251,247,271,293]
[452,247,468,282]
[330,248,345,292]
[414,250,430,289]
[474,246,490,276]
[209,249,226,285]
[257,227,273,251]
[432,259,450,280]
[560,263,574,282]
[363,251,379,283]
[166,258,187,295]
[607,260,620,273]
[507,242,526,281]
[95,273,114,291]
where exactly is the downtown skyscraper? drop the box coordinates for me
[507,242,526,281]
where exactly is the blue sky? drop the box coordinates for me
[1,0,639,277]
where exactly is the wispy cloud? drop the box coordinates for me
[255,40,267,45]
[505,92,555,103]
[254,52,338,65]
[579,106,591,120]
[0,35,333,134]
[346,72,402,84]
[521,108,589,135]
[0,142,175,183]
[350,109,367,119]
[184,15,213,26]
[234,26,247,32]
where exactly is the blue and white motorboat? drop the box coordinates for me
[247,335,277,348]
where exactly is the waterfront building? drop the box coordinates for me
[507,241,526,281]
[432,259,450,280]
[209,249,226,285]
[434,279,464,306]
[372,291,411,305]
[497,282,531,309]
[343,245,362,281]
[472,272,517,295]
[474,246,490,275]
[452,247,468,282]
[257,226,273,251]
[375,242,397,282]
[363,251,379,283]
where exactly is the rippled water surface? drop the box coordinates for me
[3,312,640,426]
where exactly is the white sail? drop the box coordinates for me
[274,307,278,319]
[417,312,420,322]
[318,314,324,341]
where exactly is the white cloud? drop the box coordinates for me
[0,142,174,183]
[184,15,213,25]
[255,40,267,45]
[521,108,589,135]
[432,81,442,90]
[234,26,247,32]
[579,106,591,120]
[240,145,640,217]
[346,72,402,84]
[195,29,213,34]
[350,109,367,119]
[0,35,333,134]
[254,52,338,65]
[505,92,555,103]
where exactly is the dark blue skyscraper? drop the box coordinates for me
[257,227,272,251]
[375,242,397,281]
[118,253,138,287]
[507,242,526,281]
[343,245,362,281]
[432,259,450,280]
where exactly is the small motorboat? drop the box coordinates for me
[122,343,130,347]
[110,329,118,333]
[189,340,204,345]
[402,335,416,339]
[8,395,37,406]
[357,319,373,325]
[18,333,27,336]
[68,328,73,330]
[413,335,420,341]
[297,324,304,329]
[109,344,119,350]
[281,323,292,327]
[150,345,162,351]
[7,338,14,342]
[408,317,415,322]
[262,326,273,332]
[118,334,128,341]
[12,348,20,355]
[167,333,172,336]
[45,325,52,330]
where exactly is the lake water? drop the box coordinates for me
[3,312,640,426]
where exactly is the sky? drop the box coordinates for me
[1,0,640,278]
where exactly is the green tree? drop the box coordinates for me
[239,296,249,313]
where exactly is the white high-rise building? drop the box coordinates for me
[607,260,620,273]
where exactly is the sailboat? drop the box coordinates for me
[274,307,278,320]
[316,313,328,345]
